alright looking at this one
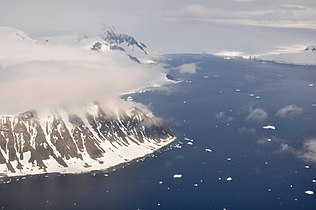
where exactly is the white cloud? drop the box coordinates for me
[0,27,166,114]
[177,63,198,74]
[238,127,256,135]
[276,104,303,118]
[0,1,316,58]
[278,138,316,164]
[299,139,316,163]
[246,107,268,121]
[215,111,234,122]
[180,4,211,17]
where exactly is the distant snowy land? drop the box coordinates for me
[214,45,316,66]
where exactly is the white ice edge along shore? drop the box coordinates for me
[1,136,176,178]
[212,49,316,66]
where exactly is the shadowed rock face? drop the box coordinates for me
[101,29,147,54]
[0,105,174,175]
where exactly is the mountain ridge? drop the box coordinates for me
[0,104,175,178]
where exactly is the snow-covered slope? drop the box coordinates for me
[0,104,175,178]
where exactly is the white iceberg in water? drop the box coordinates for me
[263,125,276,130]
[205,148,213,153]
[305,190,314,195]
[173,174,183,178]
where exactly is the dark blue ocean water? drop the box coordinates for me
[0,55,316,210]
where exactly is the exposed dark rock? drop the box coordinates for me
[101,29,147,54]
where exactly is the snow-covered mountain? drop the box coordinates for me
[41,27,156,64]
[0,26,175,178]
[0,104,174,177]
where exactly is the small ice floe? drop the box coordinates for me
[290,185,293,188]
[224,57,231,60]
[226,177,233,181]
[174,144,182,149]
[91,172,96,177]
[21,177,26,180]
[263,125,276,130]
[256,96,261,99]
[312,179,316,183]
[187,142,193,146]
[194,183,198,187]
[44,175,49,178]
[126,96,133,101]
[250,93,255,97]
[312,104,316,107]
[104,173,109,177]
[183,101,187,104]
[235,89,241,92]
[159,181,163,184]
[173,174,182,178]
[184,137,194,142]
[205,148,213,153]
[203,75,209,79]
[267,138,272,142]
[305,165,310,169]
[268,188,272,192]
[227,157,232,161]
[309,84,314,87]
[305,190,314,195]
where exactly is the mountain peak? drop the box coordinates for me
[305,45,316,52]
[100,26,147,54]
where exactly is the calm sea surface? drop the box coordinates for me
[0,55,316,210]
